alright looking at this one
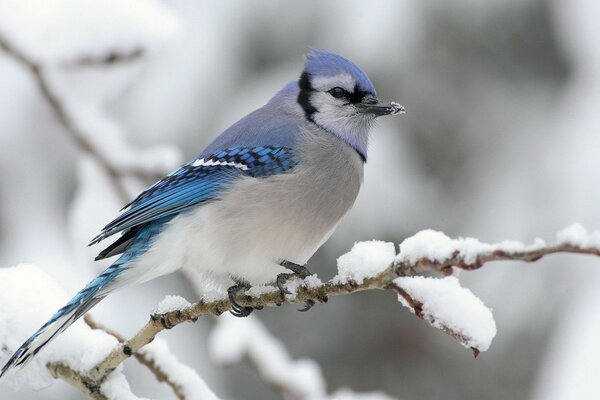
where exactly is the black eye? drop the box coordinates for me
[328,87,347,99]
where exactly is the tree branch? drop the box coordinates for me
[84,315,199,400]
[47,362,108,400]
[81,241,600,385]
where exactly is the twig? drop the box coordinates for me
[47,362,107,400]
[61,48,145,69]
[84,315,193,400]
[395,243,600,276]
[388,284,481,357]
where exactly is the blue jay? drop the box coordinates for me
[0,49,403,376]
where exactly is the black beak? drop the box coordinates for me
[356,94,405,116]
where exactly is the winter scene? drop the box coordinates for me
[1,1,600,399]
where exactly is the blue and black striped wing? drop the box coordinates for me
[89,146,297,246]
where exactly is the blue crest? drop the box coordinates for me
[304,48,376,95]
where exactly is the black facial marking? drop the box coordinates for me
[346,84,369,104]
[298,71,317,121]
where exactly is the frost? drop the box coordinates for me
[394,276,496,352]
[154,295,190,314]
[334,241,396,284]
[0,264,119,389]
[556,223,600,248]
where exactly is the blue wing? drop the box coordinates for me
[89,146,297,247]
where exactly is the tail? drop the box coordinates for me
[0,262,126,378]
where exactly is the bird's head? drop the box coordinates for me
[297,49,404,160]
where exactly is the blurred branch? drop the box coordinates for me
[61,48,145,69]
[84,315,201,400]
[210,315,326,400]
[0,34,158,202]
[47,362,108,400]
[82,241,600,385]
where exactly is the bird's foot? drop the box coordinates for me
[227,281,255,317]
[277,260,315,312]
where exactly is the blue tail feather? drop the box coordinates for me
[0,263,125,378]
[1,218,170,378]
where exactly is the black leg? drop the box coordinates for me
[227,280,254,317]
[280,260,312,277]
[277,260,316,312]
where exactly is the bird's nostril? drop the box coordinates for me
[362,95,378,105]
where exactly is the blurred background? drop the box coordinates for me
[1,0,599,399]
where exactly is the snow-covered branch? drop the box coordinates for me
[3,225,600,398]
[83,316,218,400]
[82,225,600,384]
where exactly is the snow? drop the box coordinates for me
[154,295,191,314]
[328,389,398,400]
[100,371,149,400]
[246,285,278,297]
[246,275,321,299]
[0,264,119,389]
[556,223,600,248]
[138,338,220,400]
[209,314,326,399]
[0,0,182,64]
[304,274,323,288]
[397,229,547,264]
[334,241,396,284]
[393,276,496,352]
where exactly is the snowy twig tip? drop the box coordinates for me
[391,276,497,353]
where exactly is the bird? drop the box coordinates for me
[0,49,404,377]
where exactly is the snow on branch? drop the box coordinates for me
[78,224,600,385]
[0,265,220,400]
[84,315,218,400]
[3,226,600,398]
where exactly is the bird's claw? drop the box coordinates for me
[298,299,316,312]
[277,260,316,312]
[227,282,254,317]
[276,273,294,303]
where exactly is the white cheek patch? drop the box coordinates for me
[310,92,373,139]
[311,72,355,92]
[311,92,355,117]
